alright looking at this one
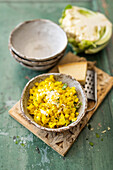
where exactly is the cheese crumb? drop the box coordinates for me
[107,127,110,131]
[101,130,106,134]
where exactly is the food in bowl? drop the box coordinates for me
[59,5,112,54]
[20,73,87,132]
[27,75,82,128]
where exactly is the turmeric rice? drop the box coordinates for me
[27,75,82,128]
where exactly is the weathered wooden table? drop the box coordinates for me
[0,0,113,170]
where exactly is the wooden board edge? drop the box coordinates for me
[8,76,113,157]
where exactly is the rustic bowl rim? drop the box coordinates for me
[9,48,64,66]
[9,48,60,68]
[20,73,87,132]
[9,19,68,62]
[12,56,57,71]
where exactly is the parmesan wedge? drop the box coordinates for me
[58,62,87,85]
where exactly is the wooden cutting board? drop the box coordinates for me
[9,52,113,156]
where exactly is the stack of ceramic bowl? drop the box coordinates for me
[9,19,67,71]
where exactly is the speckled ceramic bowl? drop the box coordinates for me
[20,73,87,132]
[9,19,67,62]
[9,48,63,67]
[12,55,57,71]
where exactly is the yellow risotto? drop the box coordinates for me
[27,75,82,128]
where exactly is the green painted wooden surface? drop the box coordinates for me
[0,0,113,170]
[0,0,91,2]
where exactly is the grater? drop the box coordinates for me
[83,70,97,112]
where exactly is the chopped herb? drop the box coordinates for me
[96,133,100,138]
[55,117,58,120]
[56,97,60,103]
[79,102,82,106]
[76,106,79,109]
[75,102,82,109]
[15,141,18,144]
[89,142,94,146]
[50,90,54,92]
[70,121,73,124]
[56,97,60,100]
[21,143,25,147]
[101,138,103,141]
[16,136,20,139]
[62,83,67,90]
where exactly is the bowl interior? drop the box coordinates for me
[21,73,87,132]
[10,19,67,60]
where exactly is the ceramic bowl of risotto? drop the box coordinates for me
[9,19,67,62]
[20,73,87,132]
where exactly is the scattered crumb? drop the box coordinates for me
[101,130,106,134]
[98,123,102,127]
[89,142,94,147]
[87,124,92,130]
[25,76,30,80]
[107,127,110,131]
[63,157,65,160]
[13,136,16,140]
[13,134,33,147]
[21,143,25,147]
[91,128,94,131]
[96,133,100,138]
[36,147,40,154]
